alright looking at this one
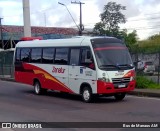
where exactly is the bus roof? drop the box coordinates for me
[16,36,122,48]
[0,49,4,52]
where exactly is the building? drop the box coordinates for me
[0,25,78,49]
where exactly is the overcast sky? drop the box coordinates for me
[0,0,160,40]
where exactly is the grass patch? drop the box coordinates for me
[136,76,160,89]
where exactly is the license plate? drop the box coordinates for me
[118,84,126,88]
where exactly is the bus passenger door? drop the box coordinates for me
[69,48,81,93]
[69,48,97,94]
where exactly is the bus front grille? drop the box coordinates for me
[112,77,131,88]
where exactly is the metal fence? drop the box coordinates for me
[131,52,160,84]
[0,50,14,78]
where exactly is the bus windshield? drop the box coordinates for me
[92,42,133,70]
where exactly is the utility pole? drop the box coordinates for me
[71,1,85,36]
[0,18,4,49]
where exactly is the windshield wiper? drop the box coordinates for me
[99,65,121,69]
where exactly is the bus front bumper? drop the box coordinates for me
[97,80,136,94]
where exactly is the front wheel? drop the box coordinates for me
[114,93,126,101]
[82,87,92,103]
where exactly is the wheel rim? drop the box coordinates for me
[83,89,90,101]
[35,83,40,94]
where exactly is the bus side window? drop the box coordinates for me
[55,48,69,65]
[80,48,95,70]
[42,48,55,64]
[31,48,42,63]
[21,48,31,62]
[70,48,80,66]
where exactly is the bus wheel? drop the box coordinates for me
[82,87,92,103]
[114,93,126,101]
[34,81,46,95]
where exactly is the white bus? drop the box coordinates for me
[14,36,136,102]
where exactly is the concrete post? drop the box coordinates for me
[23,0,31,37]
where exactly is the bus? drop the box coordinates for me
[14,36,136,102]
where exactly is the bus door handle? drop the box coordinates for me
[74,78,78,80]
[62,77,65,79]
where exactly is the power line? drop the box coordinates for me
[74,22,160,31]
[127,16,160,22]
[131,26,159,30]
[121,26,160,30]
[58,2,80,32]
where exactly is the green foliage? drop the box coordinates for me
[136,76,160,89]
[122,30,138,52]
[137,33,160,53]
[93,22,106,35]
[100,2,126,31]
[93,1,126,36]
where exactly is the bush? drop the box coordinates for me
[136,76,160,89]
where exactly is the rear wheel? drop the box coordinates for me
[114,93,126,101]
[34,81,47,95]
[82,87,92,103]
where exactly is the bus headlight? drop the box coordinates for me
[98,77,110,82]
[130,76,135,81]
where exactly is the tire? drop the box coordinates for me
[82,87,92,103]
[34,81,47,95]
[114,93,126,101]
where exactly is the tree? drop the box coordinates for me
[123,30,138,48]
[93,22,112,36]
[93,1,138,50]
[93,22,105,35]
[93,2,126,36]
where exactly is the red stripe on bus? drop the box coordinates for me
[94,46,126,51]
[15,63,74,94]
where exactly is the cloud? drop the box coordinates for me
[141,0,160,5]
[28,0,79,27]
[1,0,160,39]
[126,1,160,39]
[0,0,22,25]
[0,0,22,14]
